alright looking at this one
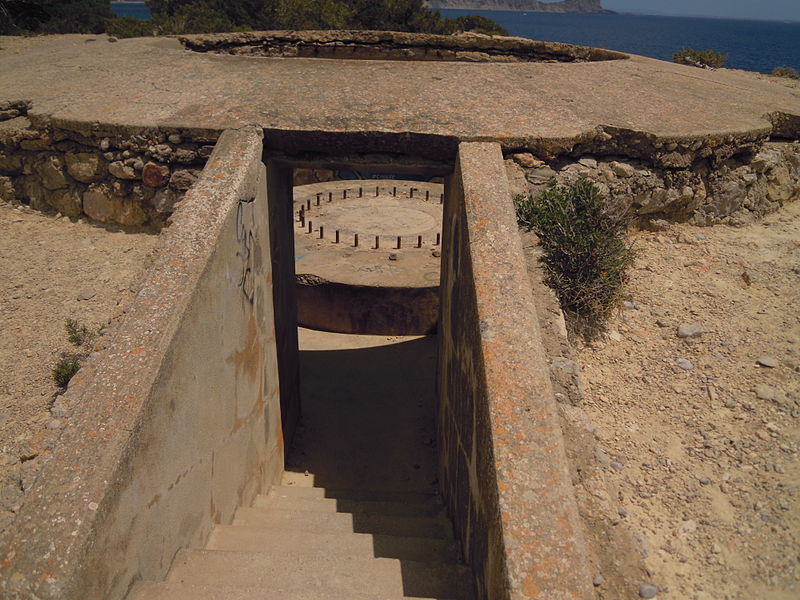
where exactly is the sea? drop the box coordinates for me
[110,3,800,74]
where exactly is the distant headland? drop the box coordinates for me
[427,0,615,13]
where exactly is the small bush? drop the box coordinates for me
[516,179,635,335]
[772,66,799,79]
[673,48,727,69]
[65,318,91,346]
[53,358,80,389]
[443,15,508,36]
[106,16,155,39]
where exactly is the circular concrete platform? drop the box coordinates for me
[293,180,443,335]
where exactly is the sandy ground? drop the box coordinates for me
[576,201,800,599]
[0,203,158,531]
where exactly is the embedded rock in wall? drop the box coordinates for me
[0,176,14,202]
[142,162,171,188]
[46,188,82,217]
[38,154,68,190]
[66,152,106,184]
[83,183,118,223]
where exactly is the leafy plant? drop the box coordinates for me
[771,65,799,79]
[0,0,113,35]
[442,15,508,36]
[673,48,727,69]
[516,179,635,335]
[64,318,92,346]
[106,16,155,38]
[52,357,80,389]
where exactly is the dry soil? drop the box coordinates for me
[0,203,158,532]
[576,201,800,600]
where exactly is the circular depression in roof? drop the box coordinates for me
[180,30,628,63]
[293,179,443,335]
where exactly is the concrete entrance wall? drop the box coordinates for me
[0,128,291,600]
[438,142,592,600]
[2,130,598,600]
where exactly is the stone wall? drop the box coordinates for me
[438,141,592,600]
[181,30,627,63]
[505,141,800,227]
[0,127,288,600]
[0,106,216,229]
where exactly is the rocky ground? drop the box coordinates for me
[0,203,158,532]
[575,201,800,599]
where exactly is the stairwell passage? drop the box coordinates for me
[132,329,475,600]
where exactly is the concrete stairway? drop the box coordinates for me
[131,480,473,600]
[133,330,470,599]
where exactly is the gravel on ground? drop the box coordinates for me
[576,201,800,600]
[0,203,158,532]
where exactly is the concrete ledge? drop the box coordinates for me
[0,127,284,600]
[180,30,627,63]
[438,142,592,599]
[296,275,439,335]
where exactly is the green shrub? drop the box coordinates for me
[516,179,635,334]
[443,15,508,36]
[772,66,799,79]
[52,357,80,389]
[106,16,155,38]
[64,318,92,346]
[673,48,727,69]
[0,0,113,35]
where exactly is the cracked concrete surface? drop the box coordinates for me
[0,34,798,147]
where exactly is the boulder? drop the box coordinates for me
[504,159,529,200]
[38,155,68,190]
[108,160,137,180]
[65,152,106,183]
[512,152,544,168]
[151,188,180,214]
[169,169,199,191]
[0,176,14,202]
[45,188,82,217]
[141,162,170,188]
[0,152,23,175]
[173,148,197,164]
[83,184,116,222]
[611,161,636,178]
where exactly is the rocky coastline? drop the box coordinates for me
[427,0,614,14]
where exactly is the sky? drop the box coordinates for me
[601,0,800,22]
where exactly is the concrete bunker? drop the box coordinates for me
[9,29,798,600]
[0,126,591,600]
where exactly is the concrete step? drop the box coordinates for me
[130,581,455,600]
[271,484,441,505]
[254,494,446,518]
[206,526,462,563]
[233,506,453,539]
[166,549,474,599]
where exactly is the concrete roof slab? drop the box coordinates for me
[1,34,798,147]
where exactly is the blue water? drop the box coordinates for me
[441,10,800,73]
[110,3,800,73]
[110,2,151,20]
